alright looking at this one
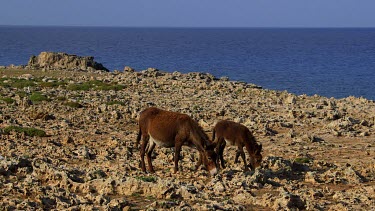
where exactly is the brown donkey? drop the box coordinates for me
[213,120,262,171]
[137,107,218,175]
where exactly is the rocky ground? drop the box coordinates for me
[0,66,374,210]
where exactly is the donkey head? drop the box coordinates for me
[203,142,219,175]
[250,144,263,169]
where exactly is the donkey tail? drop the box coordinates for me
[136,127,142,148]
[212,128,216,143]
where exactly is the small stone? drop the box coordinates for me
[124,66,135,72]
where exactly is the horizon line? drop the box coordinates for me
[1,24,375,29]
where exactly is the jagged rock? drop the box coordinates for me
[304,171,320,184]
[321,165,364,184]
[273,188,306,210]
[123,66,135,72]
[325,109,342,120]
[286,95,297,104]
[301,134,323,143]
[19,74,34,80]
[74,145,95,159]
[27,52,109,71]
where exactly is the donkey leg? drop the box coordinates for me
[248,157,255,171]
[218,140,226,169]
[238,147,249,171]
[146,141,156,173]
[234,150,241,163]
[140,135,149,172]
[174,140,183,174]
[195,152,203,170]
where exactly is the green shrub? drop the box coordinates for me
[16,91,27,98]
[131,193,141,197]
[3,126,47,137]
[294,157,311,164]
[67,83,91,91]
[7,79,36,88]
[64,101,83,108]
[56,96,67,101]
[0,78,8,87]
[39,81,66,88]
[146,195,156,200]
[106,101,125,106]
[67,80,125,91]
[94,84,125,91]
[0,97,15,104]
[135,176,157,183]
[30,92,49,102]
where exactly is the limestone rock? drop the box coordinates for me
[123,66,135,72]
[27,52,109,71]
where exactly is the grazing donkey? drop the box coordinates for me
[137,107,218,175]
[212,120,262,171]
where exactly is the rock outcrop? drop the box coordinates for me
[27,52,109,71]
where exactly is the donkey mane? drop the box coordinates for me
[190,118,210,147]
[244,128,260,154]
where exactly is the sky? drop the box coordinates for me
[1,0,375,27]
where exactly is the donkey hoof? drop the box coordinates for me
[148,169,155,174]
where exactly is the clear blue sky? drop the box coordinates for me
[1,0,374,27]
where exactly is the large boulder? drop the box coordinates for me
[27,52,109,71]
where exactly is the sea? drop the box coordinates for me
[1,26,375,100]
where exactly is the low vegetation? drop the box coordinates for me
[2,126,47,137]
[135,176,157,183]
[67,80,125,91]
[30,92,49,103]
[106,101,126,106]
[0,78,36,88]
[16,91,27,98]
[39,80,67,88]
[0,97,15,104]
[294,157,311,164]
[64,101,83,108]
[56,96,67,101]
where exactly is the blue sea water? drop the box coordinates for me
[0,26,375,100]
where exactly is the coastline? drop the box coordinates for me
[2,27,375,100]
[0,66,374,209]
